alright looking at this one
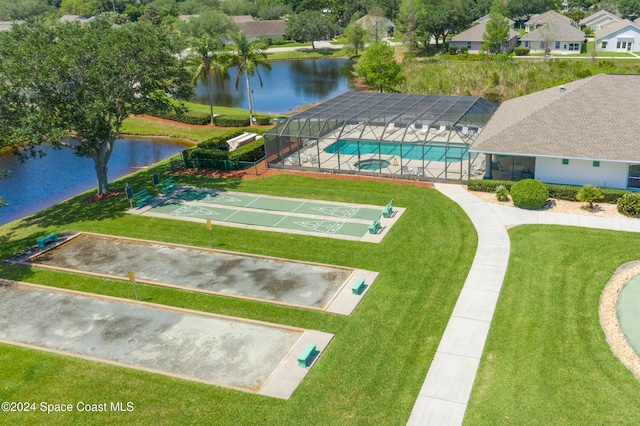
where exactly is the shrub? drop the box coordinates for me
[510,179,549,210]
[230,138,265,162]
[546,184,627,204]
[460,46,468,54]
[467,179,514,193]
[514,47,530,56]
[199,129,245,149]
[575,185,603,209]
[449,46,457,55]
[214,115,251,127]
[495,185,509,201]
[150,111,211,125]
[617,193,640,217]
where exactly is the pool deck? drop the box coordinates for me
[0,281,333,399]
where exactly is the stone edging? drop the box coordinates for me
[599,261,640,380]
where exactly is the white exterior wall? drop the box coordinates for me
[535,157,629,189]
[597,27,640,52]
[522,40,582,54]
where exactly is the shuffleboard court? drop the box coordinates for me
[0,282,333,398]
[150,202,369,237]
[174,188,383,221]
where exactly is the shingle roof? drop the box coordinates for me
[470,74,640,162]
[520,20,584,42]
[580,9,620,27]
[237,20,286,38]
[451,21,518,43]
[595,19,640,39]
[525,10,573,27]
[473,14,515,27]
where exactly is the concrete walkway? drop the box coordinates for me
[408,184,640,425]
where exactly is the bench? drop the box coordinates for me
[352,277,366,295]
[133,189,153,208]
[382,200,394,218]
[368,216,382,234]
[161,177,177,195]
[37,233,58,249]
[297,343,317,367]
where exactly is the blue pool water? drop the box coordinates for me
[324,140,467,162]
[354,159,390,170]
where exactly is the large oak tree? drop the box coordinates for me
[0,19,191,195]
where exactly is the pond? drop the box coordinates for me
[0,138,191,226]
[192,58,354,114]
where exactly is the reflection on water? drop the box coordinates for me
[0,137,191,226]
[193,58,353,114]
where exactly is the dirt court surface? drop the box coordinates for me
[26,233,373,311]
[0,282,332,397]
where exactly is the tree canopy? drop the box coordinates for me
[482,0,510,54]
[0,20,191,195]
[285,10,338,49]
[354,40,404,92]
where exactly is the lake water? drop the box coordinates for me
[0,138,191,226]
[193,58,354,114]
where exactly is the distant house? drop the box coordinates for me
[579,10,621,32]
[473,14,515,29]
[471,74,640,190]
[232,16,286,41]
[449,21,519,53]
[0,20,23,31]
[596,20,640,53]
[520,20,585,54]
[59,15,94,24]
[355,14,395,39]
[524,10,575,32]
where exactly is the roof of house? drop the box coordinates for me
[595,19,640,39]
[355,14,395,30]
[60,15,94,23]
[520,20,585,42]
[0,20,23,31]
[233,15,255,23]
[236,20,286,38]
[473,14,515,27]
[525,10,574,27]
[580,9,621,27]
[470,74,640,162]
[451,21,518,43]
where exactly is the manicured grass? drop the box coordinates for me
[267,48,350,61]
[0,160,477,424]
[120,116,225,142]
[465,225,640,425]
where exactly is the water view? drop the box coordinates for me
[193,58,354,114]
[0,138,191,226]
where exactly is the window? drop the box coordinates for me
[556,41,561,49]
[467,42,472,49]
[568,43,580,51]
[540,41,546,49]
[628,165,640,188]
[593,161,600,167]
[602,41,607,49]
[562,159,569,165]
[622,41,627,49]
[524,41,529,48]
[617,41,621,49]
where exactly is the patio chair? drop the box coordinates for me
[497,163,509,178]
[385,122,395,133]
[436,125,447,136]
[461,126,469,136]
[401,165,417,175]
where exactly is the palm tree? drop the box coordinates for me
[188,36,229,125]
[226,32,271,126]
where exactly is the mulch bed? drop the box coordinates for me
[84,190,122,204]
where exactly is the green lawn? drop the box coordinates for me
[0,159,476,424]
[465,225,640,425]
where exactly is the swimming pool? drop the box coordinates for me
[354,159,390,170]
[325,140,467,162]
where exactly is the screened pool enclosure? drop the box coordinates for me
[263,92,498,182]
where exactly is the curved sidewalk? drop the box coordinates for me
[408,184,640,425]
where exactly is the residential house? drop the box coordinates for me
[473,14,515,29]
[59,15,94,24]
[471,74,640,190]
[355,14,395,39]
[525,10,575,32]
[520,20,585,54]
[596,20,640,52]
[449,21,519,53]
[232,16,286,41]
[0,20,23,31]
[579,10,621,32]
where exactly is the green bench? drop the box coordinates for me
[161,177,177,195]
[368,216,382,234]
[133,189,153,208]
[37,233,58,249]
[297,343,317,367]
[352,277,366,295]
[382,200,394,218]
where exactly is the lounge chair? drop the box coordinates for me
[401,165,417,175]
[385,122,395,133]
[461,126,469,136]
[436,125,446,136]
